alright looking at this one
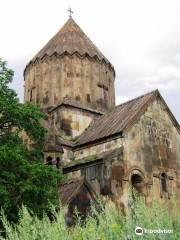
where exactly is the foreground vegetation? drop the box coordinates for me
[0,58,63,223]
[1,196,180,240]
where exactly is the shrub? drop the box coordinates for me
[1,195,180,240]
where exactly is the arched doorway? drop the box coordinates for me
[131,173,144,193]
[128,170,145,215]
[130,170,145,200]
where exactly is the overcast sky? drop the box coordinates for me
[1,0,180,121]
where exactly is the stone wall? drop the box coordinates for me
[24,54,115,112]
[52,105,100,138]
[62,97,180,209]
[62,138,124,198]
[61,137,123,164]
[122,98,180,207]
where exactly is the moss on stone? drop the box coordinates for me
[66,154,98,167]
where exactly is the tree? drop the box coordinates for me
[0,58,63,223]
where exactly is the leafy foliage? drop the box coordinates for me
[1,196,179,240]
[0,58,46,146]
[0,58,63,223]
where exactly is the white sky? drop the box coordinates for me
[0,0,180,121]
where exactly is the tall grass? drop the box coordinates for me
[0,195,180,240]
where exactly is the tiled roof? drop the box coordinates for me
[47,89,179,149]
[59,176,96,205]
[58,136,75,148]
[49,97,104,115]
[75,90,159,146]
[59,177,84,204]
[27,17,114,71]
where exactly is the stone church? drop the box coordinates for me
[23,15,180,216]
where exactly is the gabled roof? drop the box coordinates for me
[59,176,97,205]
[74,89,179,147]
[26,17,114,71]
[49,97,104,115]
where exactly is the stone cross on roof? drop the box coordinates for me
[67,8,74,18]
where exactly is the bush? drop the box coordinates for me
[1,195,180,240]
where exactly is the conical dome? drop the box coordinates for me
[24,17,115,112]
[30,17,113,68]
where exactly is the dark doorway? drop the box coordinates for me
[131,173,144,194]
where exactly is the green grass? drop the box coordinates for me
[1,195,180,240]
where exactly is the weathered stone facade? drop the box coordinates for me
[24,55,115,112]
[123,98,180,208]
[58,97,180,210]
[24,18,115,113]
[24,16,180,214]
[50,102,102,138]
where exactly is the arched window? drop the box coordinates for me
[131,173,144,193]
[86,94,91,103]
[160,173,167,193]
[46,156,52,165]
